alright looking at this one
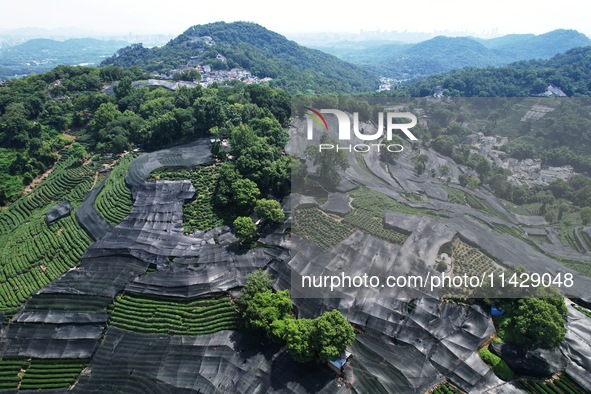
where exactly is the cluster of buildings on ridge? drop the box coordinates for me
[150,36,273,87]
[151,64,272,87]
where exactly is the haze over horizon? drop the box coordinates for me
[1,0,589,39]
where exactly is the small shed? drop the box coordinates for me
[328,350,352,374]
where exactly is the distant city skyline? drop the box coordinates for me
[2,0,590,38]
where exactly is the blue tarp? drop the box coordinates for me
[490,306,505,317]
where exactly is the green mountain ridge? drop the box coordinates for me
[472,33,537,49]
[102,21,379,94]
[487,29,591,61]
[0,38,128,53]
[395,46,591,97]
[317,29,591,79]
[401,36,503,73]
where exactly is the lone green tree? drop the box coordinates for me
[440,164,450,180]
[431,136,455,157]
[414,153,429,175]
[581,206,591,225]
[237,270,293,342]
[233,216,257,246]
[305,134,349,190]
[242,288,292,341]
[488,282,567,350]
[233,179,261,213]
[512,298,567,349]
[255,199,284,223]
[310,309,356,362]
[215,163,260,215]
[238,270,274,307]
[114,76,134,101]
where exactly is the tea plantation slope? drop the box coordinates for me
[95,154,137,225]
[108,293,238,335]
[0,147,95,314]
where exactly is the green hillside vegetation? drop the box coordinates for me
[478,29,591,60]
[309,40,411,65]
[0,358,88,391]
[395,46,591,97]
[0,64,145,206]
[405,98,591,280]
[109,294,238,335]
[95,153,137,225]
[389,36,503,77]
[102,21,378,94]
[323,29,590,79]
[0,63,292,215]
[149,165,227,232]
[0,145,94,314]
[404,98,591,232]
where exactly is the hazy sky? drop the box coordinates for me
[2,0,590,37]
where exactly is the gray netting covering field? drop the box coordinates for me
[272,252,503,393]
[289,111,591,299]
[72,328,343,394]
[285,100,591,392]
[125,245,287,298]
[2,124,591,393]
[76,184,113,240]
[2,139,323,392]
[3,294,112,359]
[2,142,216,361]
[125,140,213,188]
[46,200,72,225]
[557,305,591,391]
[3,324,103,359]
[320,193,351,215]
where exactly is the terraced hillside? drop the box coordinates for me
[94,154,137,225]
[292,188,413,250]
[109,294,238,335]
[518,374,585,394]
[0,145,95,314]
[0,126,589,393]
[148,165,225,232]
[0,358,88,391]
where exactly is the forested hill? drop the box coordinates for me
[475,29,591,61]
[317,29,590,79]
[101,22,379,94]
[396,46,591,97]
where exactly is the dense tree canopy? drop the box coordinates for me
[0,62,293,213]
[238,271,356,363]
[390,47,591,98]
